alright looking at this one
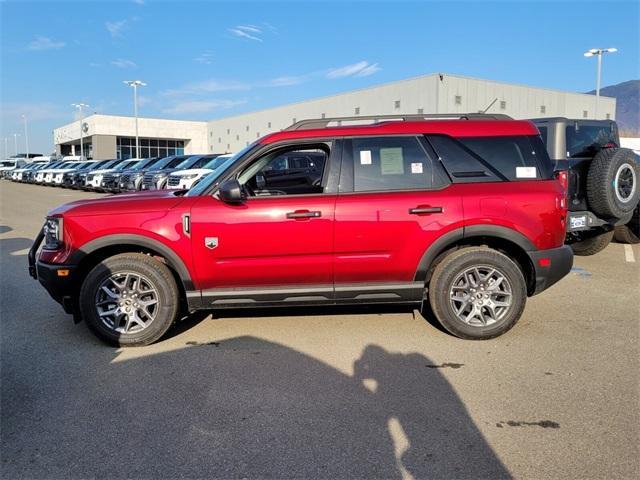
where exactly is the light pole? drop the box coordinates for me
[12,133,20,156]
[584,47,617,118]
[123,80,146,158]
[22,115,29,160]
[71,103,90,158]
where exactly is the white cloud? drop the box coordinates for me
[28,36,66,51]
[326,61,381,79]
[265,75,307,87]
[194,52,214,65]
[229,25,263,42]
[105,19,128,37]
[163,99,247,115]
[162,79,250,96]
[111,58,137,69]
[132,0,145,5]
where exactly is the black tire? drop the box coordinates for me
[587,148,639,219]
[79,253,180,347]
[614,225,639,244]
[570,229,614,256]
[427,247,527,340]
[613,206,639,244]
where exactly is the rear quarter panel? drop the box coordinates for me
[461,180,567,250]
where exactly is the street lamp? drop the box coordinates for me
[22,115,29,161]
[71,103,90,158]
[12,133,20,156]
[584,47,617,118]
[123,80,146,158]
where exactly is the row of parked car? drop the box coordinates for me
[1,153,233,192]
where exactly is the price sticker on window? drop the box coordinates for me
[359,150,372,165]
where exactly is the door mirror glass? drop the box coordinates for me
[218,179,245,203]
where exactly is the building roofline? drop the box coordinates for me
[54,113,208,131]
[206,71,614,123]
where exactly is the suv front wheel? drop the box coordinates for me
[428,247,527,340]
[79,253,180,346]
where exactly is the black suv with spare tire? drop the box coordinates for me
[532,118,639,255]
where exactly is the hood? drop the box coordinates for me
[170,168,213,177]
[48,189,188,217]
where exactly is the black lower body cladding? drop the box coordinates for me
[527,245,573,294]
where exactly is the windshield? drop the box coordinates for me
[204,155,232,169]
[186,146,254,197]
[116,160,140,170]
[130,157,158,170]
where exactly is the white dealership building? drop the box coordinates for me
[54,73,616,159]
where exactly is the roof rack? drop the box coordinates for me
[285,113,513,131]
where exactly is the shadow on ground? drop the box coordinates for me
[1,232,509,479]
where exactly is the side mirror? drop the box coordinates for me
[218,179,245,203]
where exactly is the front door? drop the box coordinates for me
[190,142,338,305]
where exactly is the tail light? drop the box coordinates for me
[554,169,568,210]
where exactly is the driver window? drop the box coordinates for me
[238,146,328,196]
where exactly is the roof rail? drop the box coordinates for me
[285,113,513,130]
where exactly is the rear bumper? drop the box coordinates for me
[567,210,632,232]
[528,245,573,295]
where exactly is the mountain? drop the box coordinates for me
[587,80,639,136]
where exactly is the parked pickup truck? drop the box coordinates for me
[29,113,572,346]
[532,118,640,254]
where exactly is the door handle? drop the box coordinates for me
[286,210,322,219]
[409,206,443,215]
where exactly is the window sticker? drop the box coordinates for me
[516,166,537,178]
[411,162,423,174]
[380,147,404,175]
[359,150,372,165]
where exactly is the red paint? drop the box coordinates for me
[38,119,567,293]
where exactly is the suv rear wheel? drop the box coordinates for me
[570,229,614,256]
[79,253,179,346]
[428,247,527,340]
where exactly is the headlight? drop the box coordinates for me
[181,174,199,179]
[43,217,63,250]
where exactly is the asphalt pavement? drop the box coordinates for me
[1,180,638,479]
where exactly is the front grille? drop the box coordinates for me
[168,176,180,187]
[103,173,115,183]
[120,174,131,184]
[142,173,155,188]
[86,174,94,181]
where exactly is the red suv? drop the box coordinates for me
[29,114,572,346]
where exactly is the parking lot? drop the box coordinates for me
[1,180,638,478]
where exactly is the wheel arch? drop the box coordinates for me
[69,235,194,303]
[415,226,537,295]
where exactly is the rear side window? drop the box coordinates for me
[565,124,619,158]
[350,136,434,192]
[459,136,552,180]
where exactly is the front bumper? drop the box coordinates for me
[28,230,77,313]
[528,245,573,295]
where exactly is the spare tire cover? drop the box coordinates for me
[586,148,640,219]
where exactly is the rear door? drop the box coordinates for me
[333,135,463,302]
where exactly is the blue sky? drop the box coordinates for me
[1,0,638,154]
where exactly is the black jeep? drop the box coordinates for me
[532,118,639,255]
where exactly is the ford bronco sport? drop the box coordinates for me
[532,118,640,254]
[29,114,573,346]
